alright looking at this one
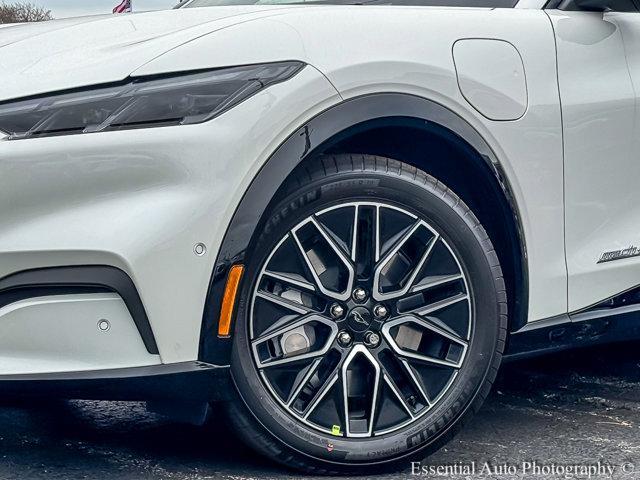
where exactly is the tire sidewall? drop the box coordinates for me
[231,167,502,467]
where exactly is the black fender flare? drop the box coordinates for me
[198,92,527,365]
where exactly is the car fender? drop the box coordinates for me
[199,92,528,365]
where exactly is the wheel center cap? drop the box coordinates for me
[347,306,373,332]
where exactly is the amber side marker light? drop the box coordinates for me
[218,264,244,337]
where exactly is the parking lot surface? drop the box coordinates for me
[1,342,640,479]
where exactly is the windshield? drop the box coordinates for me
[181,0,517,7]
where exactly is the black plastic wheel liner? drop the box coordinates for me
[198,93,527,366]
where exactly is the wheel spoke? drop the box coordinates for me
[292,217,354,301]
[263,270,316,292]
[383,374,416,418]
[376,346,430,418]
[252,314,338,368]
[255,270,329,329]
[287,357,323,406]
[303,372,339,420]
[372,222,439,301]
[400,358,431,406]
[351,204,379,281]
[341,345,381,437]
[382,315,468,368]
[254,290,311,315]
[289,347,344,418]
[411,273,463,293]
[417,293,469,316]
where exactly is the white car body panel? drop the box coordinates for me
[138,7,566,324]
[514,0,548,7]
[550,10,640,311]
[0,66,341,366]
[0,293,160,374]
[0,7,305,102]
[1,3,639,375]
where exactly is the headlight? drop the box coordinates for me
[0,61,304,140]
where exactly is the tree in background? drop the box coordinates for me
[0,2,53,23]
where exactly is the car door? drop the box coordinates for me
[548,2,640,312]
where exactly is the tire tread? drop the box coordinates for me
[226,154,508,475]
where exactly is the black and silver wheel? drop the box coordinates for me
[228,155,507,474]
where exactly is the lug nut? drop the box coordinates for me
[338,331,353,347]
[352,287,367,302]
[330,303,345,319]
[364,331,381,348]
[373,304,388,319]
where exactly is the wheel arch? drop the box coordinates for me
[199,93,527,365]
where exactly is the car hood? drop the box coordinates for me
[0,6,301,102]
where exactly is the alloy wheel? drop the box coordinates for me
[249,201,473,438]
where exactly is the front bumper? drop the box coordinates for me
[0,65,340,376]
[0,362,232,402]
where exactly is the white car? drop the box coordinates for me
[0,0,637,473]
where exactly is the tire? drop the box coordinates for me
[226,154,507,474]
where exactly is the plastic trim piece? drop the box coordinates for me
[0,361,232,401]
[0,266,159,354]
[505,287,640,361]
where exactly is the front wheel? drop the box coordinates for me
[227,155,507,474]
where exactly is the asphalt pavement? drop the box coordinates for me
[2,342,640,479]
